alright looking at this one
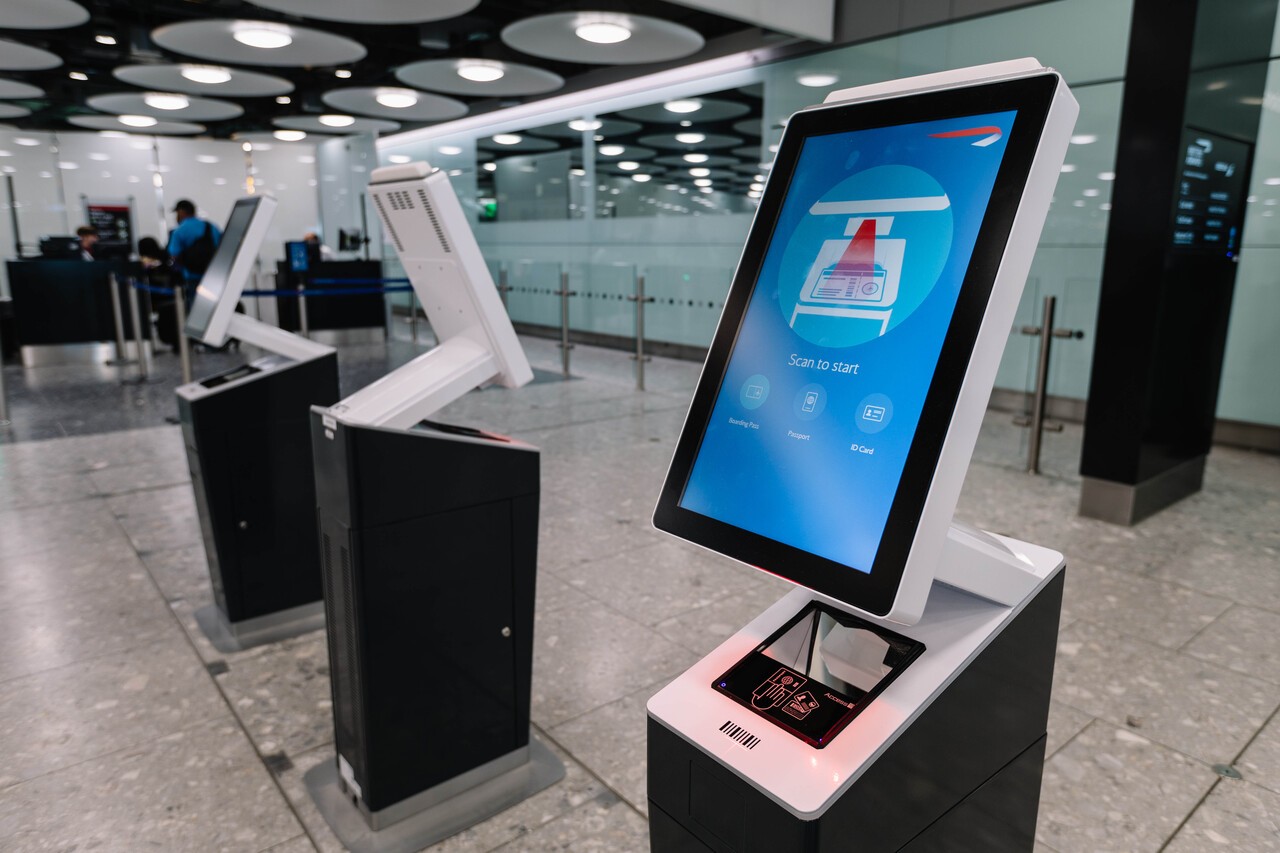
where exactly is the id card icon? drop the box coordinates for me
[862,404,886,423]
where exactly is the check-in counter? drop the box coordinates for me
[274,260,385,334]
[6,260,144,363]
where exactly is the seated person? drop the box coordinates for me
[76,226,99,261]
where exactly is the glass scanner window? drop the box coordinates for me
[762,607,920,699]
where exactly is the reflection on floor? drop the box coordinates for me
[0,333,1277,852]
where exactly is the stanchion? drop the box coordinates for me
[125,278,150,382]
[106,272,135,367]
[298,282,310,338]
[498,266,510,310]
[557,267,575,378]
[174,285,193,386]
[627,271,655,392]
[1013,295,1085,474]
[0,295,10,426]
[410,290,419,344]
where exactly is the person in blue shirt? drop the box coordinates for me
[166,199,222,300]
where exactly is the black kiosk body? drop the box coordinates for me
[177,196,341,651]
[646,60,1078,851]
[305,162,562,852]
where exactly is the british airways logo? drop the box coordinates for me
[929,126,1003,147]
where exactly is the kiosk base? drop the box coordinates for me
[193,599,325,655]
[648,544,1064,853]
[304,735,564,853]
[311,413,551,839]
[178,351,340,651]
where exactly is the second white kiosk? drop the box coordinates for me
[647,59,1078,850]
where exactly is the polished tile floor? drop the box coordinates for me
[0,332,1277,851]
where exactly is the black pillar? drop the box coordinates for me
[1079,0,1278,524]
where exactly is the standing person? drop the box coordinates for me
[166,199,221,301]
[76,225,99,260]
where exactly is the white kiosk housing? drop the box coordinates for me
[176,195,340,652]
[647,59,1078,850]
[306,163,560,852]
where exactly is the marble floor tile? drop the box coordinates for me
[88,455,191,496]
[536,499,661,573]
[140,542,214,602]
[1162,779,1280,852]
[1182,605,1280,686]
[1151,538,1280,614]
[0,470,100,512]
[106,482,203,554]
[0,718,303,852]
[489,789,649,852]
[1045,701,1093,758]
[1237,712,1280,795]
[0,638,228,786]
[0,568,178,683]
[1051,621,1280,764]
[0,545,144,610]
[260,835,318,853]
[549,677,672,816]
[552,538,758,627]
[652,578,794,657]
[531,605,698,728]
[1036,720,1217,853]
[0,499,125,561]
[214,634,334,759]
[1058,561,1232,649]
[536,572,597,616]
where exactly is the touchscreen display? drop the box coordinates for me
[186,198,258,338]
[678,111,1017,574]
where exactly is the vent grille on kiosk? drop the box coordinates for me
[416,188,452,254]
[321,526,365,772]
[371,193,404,254]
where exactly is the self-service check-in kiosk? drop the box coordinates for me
[647,60,1078,851]
[304,162,562,852]
[177,196,340,652]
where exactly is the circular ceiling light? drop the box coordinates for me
[274,129,306,141]
[492,133,522,145]
[375,88,418,108]
[388,154,411,164]
[144,92,190,111]
[232,24,293,49]
[119,114,157,128]
[483,162,496,171]
[319,114,355,127]
[568,119,601,132]
[276,95,291,104]
[438,145,462,155]
[69,71,88,81]
[95,34,116,46]
[749,182,764,192]
[675,132,704,144]
[632,174,651,182]
[1070,134,1097,145]
[181,65,233,85]
[796,72,838,88]
[335,68,352,79]
[694,178,712,187]
[683,152,708,163]
[617,160,639,171]
[664,99,701,114]
[574,14,632,44]
[688,167,710,177]
[456,60,505,82]
[598,144,624,156]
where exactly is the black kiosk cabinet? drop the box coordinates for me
[176,196,341,651]
[305,162,561,851]
[646,59,1078,851]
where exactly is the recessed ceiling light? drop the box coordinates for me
[388,154,411,164]
[699,186,713,193]
[1070,134,1097,145]
[483,162,497,172]
[1265,177,1280,185]
[683,153,708,163]
[274,130,306,141]
[758,161,772,170]
[275,96,291,105]
[87,152,109,161]
[181,65,232,85]
[750,182,764,192]
[438,145,462,156]
[95,35,116,46]
[1098,171,1116,181]
[144,93,190,111]
[196,155,219,164]
[119,115,157,128]
[688,167,710,177]
[1072,199,1086,207]
[58,161,79,170]
[568,119,602,132]
[574,15,632,44]
[1100,203,1112,211]
[675,132,705,144]
[492,133,522,145]
[335,69,352,79]
[232,24,293,50]
[320,114,355,127]
[632,174,652,182]
[1060,164,1076,173]
[598,144,625,156]
[664,99,702,114]
[796,73,838,88]
[14,137,38,146]
[375,89,418,109]
[456,60,505,83]
[242,142,253,152]
[448,168,462,176]
[618,160,639,171]
[69,71,88,81]
[1082,188,1100,197]
[1206,80,1228,91]
[694,178,712,187]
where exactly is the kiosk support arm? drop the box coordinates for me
[933,521,1057,606]
[226,313,335,362]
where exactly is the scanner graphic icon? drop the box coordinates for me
[752,668,806,711]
